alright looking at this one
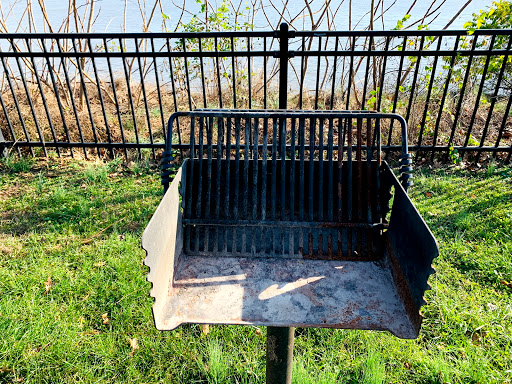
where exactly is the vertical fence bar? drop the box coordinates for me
[247,37,252,109]
[264,37,268,109]
[166,38,181,121]
[198,37,208,108]
[299,36,305,109]
[496,89,512,161]
[87,39,113,158]
[404,36,425,126]
[26,39,60,157]
[215,37,223,109]
[119,38,142,159]
[483,37,512,161]
[417,37,442,150]
[182,38,194,111]
[360,36,373,109]
[330,37,339,110]
[56,39,87,158]
[376,37,390,112]
[8,41,47,156]
[42,38,72,157]
[279,23,289,111]
[431,35,458,162]
[150,39,167,150]
[104,37,128,158]
[0,89,20,156]
[231,36,237,109]
[345,36,355,110]
[135,38,156,160]
[314,36,322,110]
[387,35,407,148]
[0,49,30,156]
[421,37,441,160]
[72,38,101,157]
[449,35,478,152]
[462,35,496,160]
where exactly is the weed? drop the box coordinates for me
[361,339,385,384]
[84,162,109,184]
[1,154,34,172]
[448,144,460,164]
[203,340,230,383]
[486,160,496,176]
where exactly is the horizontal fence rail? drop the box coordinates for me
[0,25,511,162]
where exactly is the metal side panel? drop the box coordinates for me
[382,163,439,334]
[142,163,185,330]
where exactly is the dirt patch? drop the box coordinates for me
[0,183,24,200]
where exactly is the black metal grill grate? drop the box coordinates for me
[163,110,411,260]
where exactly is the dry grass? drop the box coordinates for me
[1,71,511,162]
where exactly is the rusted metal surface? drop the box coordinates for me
[147,251,425,338]
[142,110,438,340]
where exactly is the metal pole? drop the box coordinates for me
[278,22,289,111]
[266,22,295,384]
[266,326,294,384]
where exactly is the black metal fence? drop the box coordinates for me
[1,24,511,162]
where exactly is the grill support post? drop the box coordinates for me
[266,23,295,384]
[266,327,294,384]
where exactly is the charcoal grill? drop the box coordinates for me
[142,109,438,341]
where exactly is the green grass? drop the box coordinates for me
[0,156,511,383]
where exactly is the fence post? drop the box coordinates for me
[278,22,289,110]
[266,22,295,384]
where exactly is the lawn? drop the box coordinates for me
[0,155,511,383]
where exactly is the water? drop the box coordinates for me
[1,0,494,34]
[0,0,498,106]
